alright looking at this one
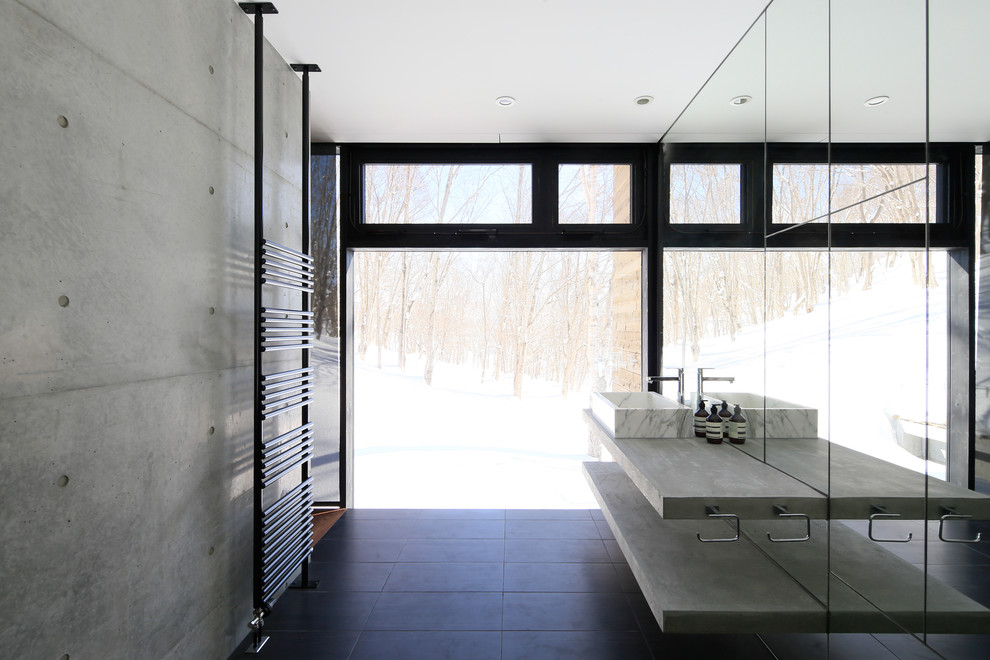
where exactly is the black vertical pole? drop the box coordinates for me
[250,2,265,615]
[291,62,321,589]
[648,145,662,394]
[299,66,310,592]
[240,0,277,623]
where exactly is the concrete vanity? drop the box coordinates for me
[583,408,990,634]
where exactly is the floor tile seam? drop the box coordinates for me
[361,556,400,624]
[357,627,505,633]
[376,560,399,594]
[331,535,507,540]
[501,590,634,595]
[868,632,938,660]
[498,625,644,632]
[310,588,395,594]
[345,629,364,660]
[501,589,628,594]
[389,561,505,569]
[504,561,618,566]
[379,589,507,594]
[502,532,507,603]
[503,560,613,564]
[262,627,368,634]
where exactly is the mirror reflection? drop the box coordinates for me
[653,0,990,644]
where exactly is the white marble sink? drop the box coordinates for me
[590,391,693,438]
[701,391,818,439]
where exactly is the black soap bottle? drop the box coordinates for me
[694,398,708,438]
[706,404,723,444]
[728,404,747,444]
[718,400,732,433]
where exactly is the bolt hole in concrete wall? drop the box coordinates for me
[208,65,214,75]
[57,114,67,128]
[208,426,215,436]
[57,475,69,487]
[209,306,215,315]
[208,546,215,556]
[61,654,69,660]
[209,185,215,195]
[57,295,69,307]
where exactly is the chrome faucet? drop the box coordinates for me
[697,368,735,399]
[648,368,685,405]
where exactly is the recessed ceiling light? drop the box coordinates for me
[634,95,654,106]
[729,95,752,106]
[495,95,515,107]
[864,95,889,107]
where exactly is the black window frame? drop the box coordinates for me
[341,144,655,250]
[660,142,973,250]
[661,143,764,249]
[321,139,978,504]
[764,143,973,249]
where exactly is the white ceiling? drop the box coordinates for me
[664,0,990,143]
[259,0,770,143]
[258,0,990,145]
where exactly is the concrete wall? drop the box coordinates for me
[0,0,302,657]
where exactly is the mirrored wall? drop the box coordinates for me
[660,0,988,654]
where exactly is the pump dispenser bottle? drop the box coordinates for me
[706,404,723,444]
[728,404,747,444]
[694,398,708,437]
[718,400,732,434]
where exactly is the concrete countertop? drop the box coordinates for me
[583,461,828,633]
[586,410,990,521]
[586,411,828,520]
[736,436,990,519]
[585,461,990,634]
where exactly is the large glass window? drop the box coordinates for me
[352,250,641,508]
[364,164,532,224]
[310,152,341,503]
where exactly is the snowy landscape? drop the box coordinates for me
[350,254,949,508]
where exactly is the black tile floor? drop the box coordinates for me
[238,510,990,660]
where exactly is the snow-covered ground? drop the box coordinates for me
[354,354,600,508]
[666,255,949,478]
[353,255,950,508]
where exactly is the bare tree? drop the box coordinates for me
[311,155,339,338]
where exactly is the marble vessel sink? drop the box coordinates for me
[591,391,693,438]
[701,391,817,439]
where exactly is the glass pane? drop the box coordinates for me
[353,251,640,508]
[310,154,341,503]
[558,164,631,224]
[829,0,930,641]
[661,250,765,456]
[363,164,531,224]
[823,251,947,474]
[669,164,741,224]
[929,0,990,652]
[773,163,936,225]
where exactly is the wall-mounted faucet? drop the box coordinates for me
[648,368,685,405]
[697,368,735,399]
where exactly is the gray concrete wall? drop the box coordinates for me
[0,0,303,657]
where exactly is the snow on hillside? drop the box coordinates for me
[353,255,950,508]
